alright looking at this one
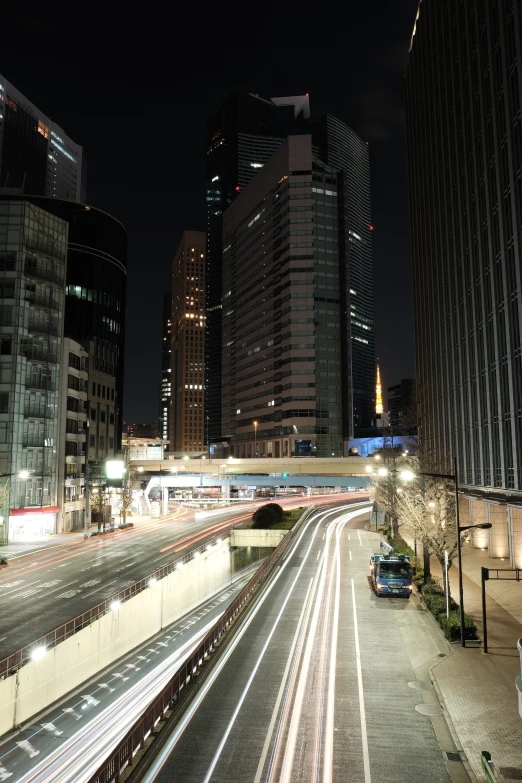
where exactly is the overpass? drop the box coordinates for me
[131,457,373,513]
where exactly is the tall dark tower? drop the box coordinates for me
[406,1,522,500]
[205,93,310,443]
[205,93,375,444]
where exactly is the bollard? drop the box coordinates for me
[481,751,497,783]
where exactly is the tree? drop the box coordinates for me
[121,445,134,526]
[88,460,109,530]
[252,503,284,529]
[369,449,415,536]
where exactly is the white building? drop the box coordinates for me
[56,338,88,533]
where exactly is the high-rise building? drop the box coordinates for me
[387,379,415,429]
[57,338,88,532]
[0,200,68,543]
[160,292,172,442]
[0,75,84,201]
[406,2,522,556]
[221,134,373,458]
[0,195,127,455]
[205,93,311,442]
[170,231,206,453]
[206,93,375,444]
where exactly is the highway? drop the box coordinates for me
[0,569,254,783]
[0,494,361,658]
[142,503,451,783]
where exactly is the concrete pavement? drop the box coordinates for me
[428,546,522,783]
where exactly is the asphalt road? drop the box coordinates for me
[0,569,254,783]
[0,495,359,659]
[142,503,452,783]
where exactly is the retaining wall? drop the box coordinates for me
[0,538,232,735]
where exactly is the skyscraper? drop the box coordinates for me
[221,133,374,458]
[406,3,522,534]
[160,292,172,442]
[170,231,206,453]
[0,75,84,201]
[205,93,310,442]
[206,93,374,444]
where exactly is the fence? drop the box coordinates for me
[87,505,315,783]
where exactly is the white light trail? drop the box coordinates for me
[352,577,371,782]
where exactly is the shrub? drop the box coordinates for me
[440,610,478,642]
[251,503,284,529]
[412,568,424,589]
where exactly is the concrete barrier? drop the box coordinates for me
[230,529,289,548]
[0,538,233,735]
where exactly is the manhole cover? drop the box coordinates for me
[446,751,462,762]
[408,681,433,691]
[500,769,522,780]
[438,653,446,657]
[415,703,443,715]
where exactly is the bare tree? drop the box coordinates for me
[121,446,134,526]
[369,449,416,536]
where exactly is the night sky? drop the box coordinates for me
[3,1,419,421]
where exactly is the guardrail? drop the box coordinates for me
[87,503,318,783]
[0,521,248,678]
[481,751,497,782]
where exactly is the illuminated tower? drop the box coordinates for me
[375,363,383,415]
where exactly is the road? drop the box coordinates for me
[0,495,361,658]
[142,503,452,783]
[0,569,254,783]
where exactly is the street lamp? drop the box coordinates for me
[399,470,415,482]
[137,466,144,473]
[253,421,258,457]
[419,458,492,647]
[377,467,388,477]
[365,465,373,473]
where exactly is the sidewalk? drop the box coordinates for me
[429,545,522,783]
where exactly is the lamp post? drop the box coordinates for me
[419,457,492,647]
[253,421,258,458]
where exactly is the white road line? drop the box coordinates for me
[253,578,315,783]
[358,529,363,546]
[349,550,352,561]
[316,550,321,561]
[83,580,117,598]
[324,522,344,783]
[348,533,351,540]
[351,578,371,782]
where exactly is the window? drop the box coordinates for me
[99,436,105,449]
[102,386,105,399]
[89,434,95,447]
[92,382,96,396]
[100,411,106,423]
[97,384,101,396]
[90,408,96,421]
[0,422,7,442]
[1,338,12,355]
[111,388,114,401]
[109,412,114,425]
[109,437,114,449]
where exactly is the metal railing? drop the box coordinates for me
[0,512,275,678]
[87,505,315,783]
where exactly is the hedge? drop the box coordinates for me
[420,582,478,641]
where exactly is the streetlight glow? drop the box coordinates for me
[110,600,121,612]
[377,467,388,477]
[137,466,144,473]
[149,578,158,587]
[428,501,436,508]
[19,470,30,480]
[374,454,381,461]
[400,470,415,482]
[31,646,46,661]
[365,465,373,473]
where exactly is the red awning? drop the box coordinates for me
[10,506,60,516]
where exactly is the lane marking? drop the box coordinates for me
[349,550,352,561]
[253,578,315,783]
[351,578,371,782]
[348,533,351,540]
[358,529,363,546]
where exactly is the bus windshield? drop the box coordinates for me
[379,562,411,579]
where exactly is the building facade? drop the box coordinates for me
[0,200,68,542]
[388,379,415,428]
[85,339,117,463]
[160,292,172,442]
[222,134,373,458]
[170,231,206,453]
[0,75,84,201]
[406,2,522,563]
[57,338,88,532]
[0,196,127,454]
[205,93,310,442]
